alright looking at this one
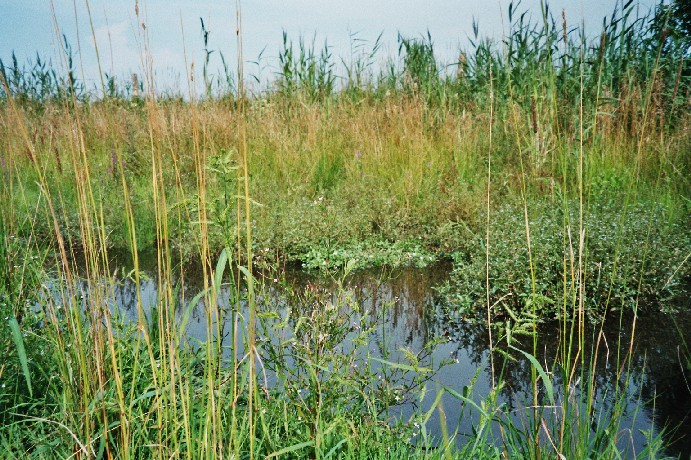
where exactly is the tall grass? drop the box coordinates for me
[1,1,688,269]
[0,0,688,458]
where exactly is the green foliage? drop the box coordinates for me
[0,213,43,336]
[0,35,85,104]
[258,272,450,458]
[0,227,56,451]
[311,151,344,193]
[278,31,336,101]
[7,318,31,397]
[341,31,383,98]
[442,199,690,321]
[398,32,439,97]
[0,1,687,456]
[301,240,436,271]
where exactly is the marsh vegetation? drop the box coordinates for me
[0,0,689,458]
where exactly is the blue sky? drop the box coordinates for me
[0,0,657,93]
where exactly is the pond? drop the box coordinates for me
[86,258,690,457]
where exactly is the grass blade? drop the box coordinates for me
[370,356,431,374]
[266,440,315,458]
[510,345,554,405]
[8,316,32,397]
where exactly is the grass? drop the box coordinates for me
[2,89,687,270]
[0,0,689,458]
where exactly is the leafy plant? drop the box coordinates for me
[442,199,690,321]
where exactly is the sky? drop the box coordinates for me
[0,0,658,94]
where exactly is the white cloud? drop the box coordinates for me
[93,19,140,76]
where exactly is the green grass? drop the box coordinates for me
[0,0,689,458]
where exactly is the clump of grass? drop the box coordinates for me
[277,31,336,101]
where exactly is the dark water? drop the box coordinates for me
[92,260,690,457]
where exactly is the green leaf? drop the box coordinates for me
[8,317,32,397]
[232,195,264,207]
[179,288,208,343]
[445,387,489,418]
[343,258,358,276]
[509,345,554,405]
[370,356,431,373]
[423,388,445,424]
[324,438,348,459]
[237,265,253,287]
[266,440,315,458]
[214,247,230,293]
[132,388,160,404]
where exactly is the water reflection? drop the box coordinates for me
[101,263,689,456]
